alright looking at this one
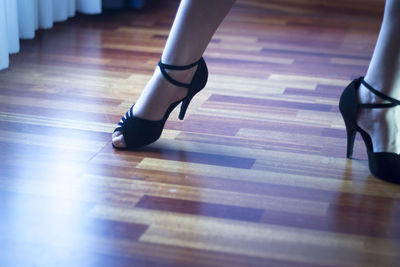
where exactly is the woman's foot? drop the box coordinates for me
[357,83,400,154]
[112,65,197,148]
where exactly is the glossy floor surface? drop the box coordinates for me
[1,0,399,266]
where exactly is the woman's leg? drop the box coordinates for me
[358,0,400,153]
[112,0,236,148]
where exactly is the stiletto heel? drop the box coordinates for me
[179,96,191,120]
[339,77,400,183]
[345,127,357,159]
[113,57,208,149]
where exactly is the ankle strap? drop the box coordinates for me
[360,77,400,109]
[158,57,203,88]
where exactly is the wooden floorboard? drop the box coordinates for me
[1,0,399,266]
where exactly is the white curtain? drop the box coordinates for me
[0,0,102,70]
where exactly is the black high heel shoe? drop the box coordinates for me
[113,57,208,149]
[339,77,400,183]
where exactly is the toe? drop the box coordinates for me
[112,131,127,148]
[112,130,122,139]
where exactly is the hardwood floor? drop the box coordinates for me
[1,0,399,266]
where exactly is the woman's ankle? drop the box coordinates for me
[130,66,197,121]
[357,83,400,153]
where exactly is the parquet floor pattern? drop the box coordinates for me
[0,0,399,266]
